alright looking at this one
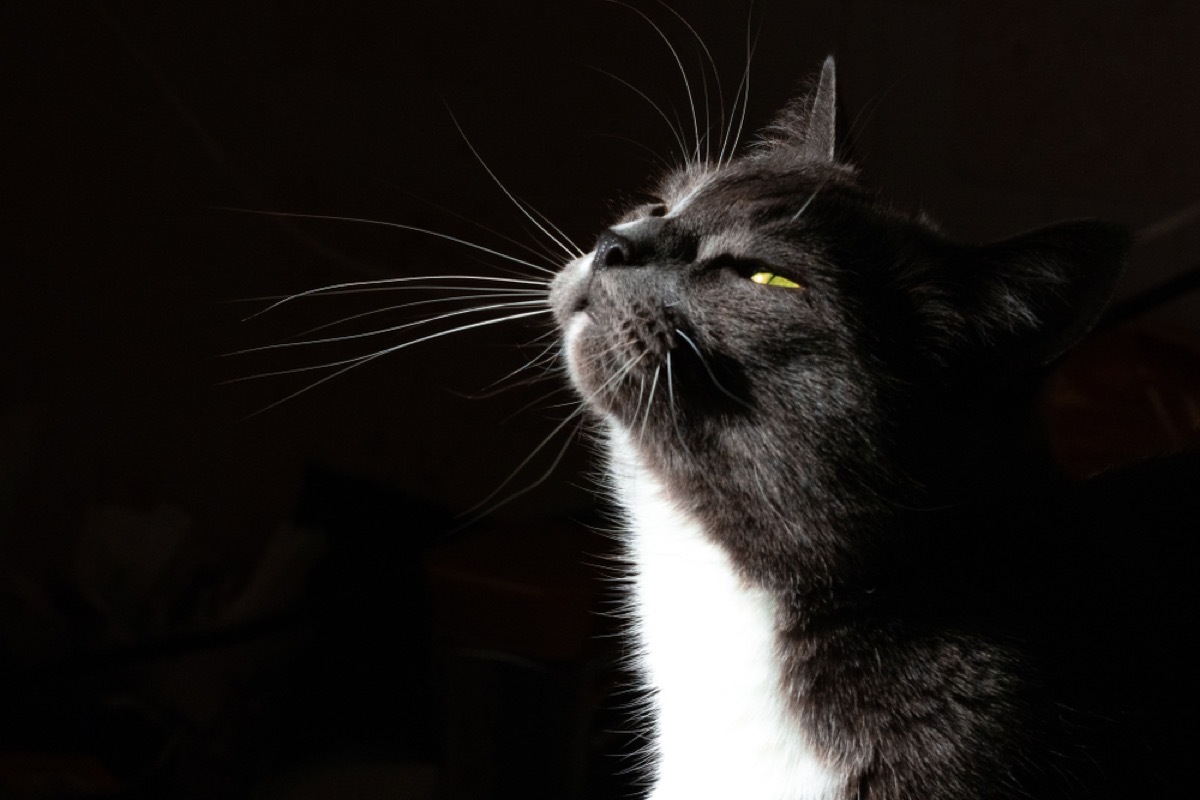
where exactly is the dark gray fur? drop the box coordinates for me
[552,59,1197,799]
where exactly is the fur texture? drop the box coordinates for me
[550,58,1193,799]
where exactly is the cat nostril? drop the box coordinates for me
[594,230,634,269]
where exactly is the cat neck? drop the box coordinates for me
[606,416,894,620]
[606,422,843,799]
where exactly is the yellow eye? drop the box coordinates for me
[749,271,802,289]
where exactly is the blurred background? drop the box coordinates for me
[2,1,1199,798]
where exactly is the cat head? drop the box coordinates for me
[550,58,1126,527]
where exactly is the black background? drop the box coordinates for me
[2,2,1199,798]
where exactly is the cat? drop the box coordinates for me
[549,57,1198,800]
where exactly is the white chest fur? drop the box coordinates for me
[607,427,840,800]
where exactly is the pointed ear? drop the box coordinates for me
[918,220,1128,371]
[761,56,838,162]
[806,56,837,161]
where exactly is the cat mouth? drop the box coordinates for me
[552,251,703,422]
[562,287,592,340]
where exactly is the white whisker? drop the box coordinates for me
[445,109,583,260]
[236,308,552,416]
[588,66,690,167]
[382,183,567,271]
[239,272,547,320]
[235,282,549,306]
[791,176,830,222]
[217,207,554,313]
[583,348,650,410]
[721,8,759,166]
[230,301,547,356]
[609,0,701,166]
[640,364,662,440]
[455,414,585,529]
[286,290,548,340]
[634,373,647,427]
[675,328,750,408]
[459,405,587,519]
[497,382,575,424]
[478,339,562,396]
[224,352,380,384]
[655,1,724,166]
[666,350,676,412]
[666,349,685,441]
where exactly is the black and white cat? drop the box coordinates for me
[550,58,1196,800]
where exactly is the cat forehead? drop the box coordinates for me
[656,159,850,218]
[608,159,863,258]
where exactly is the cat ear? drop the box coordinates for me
[919,220,1127,370]
[762,56,838,162]
[807,56,838,161]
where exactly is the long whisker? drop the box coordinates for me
[226,304,552,383]
[223,352,391,383]
[720,57,749,166]
[231,281,549,305]
[674,328,751,409]
[720,5,759,166]
[235,308,551,416]
[666,349,684,441]
[587,66,690,166]
[640,365,662,441]
[381,182,566,271]
[565,341,650,414]
[454,414,585,529]
[666,350,676,412]
[791,175,831,222]
[218,208,552,313]
[482,339,562,393]
[608,0,701,167]
[588,132,674,173]
[240,271,547,320]
[286,290,548,339]
[497,381,574,425]
[634,373,647,428]
[697,49,713,165]
[524,325,566,350]
[655,1,724,166]
[229,301,547,356]
[445,108,583,260]
[459,405,587,518]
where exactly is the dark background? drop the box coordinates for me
[2,2,1199,798]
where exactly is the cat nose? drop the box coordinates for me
[594,230,635,269]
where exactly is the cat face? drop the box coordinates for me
[550,58,1125,528]
[552,155,881,449]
